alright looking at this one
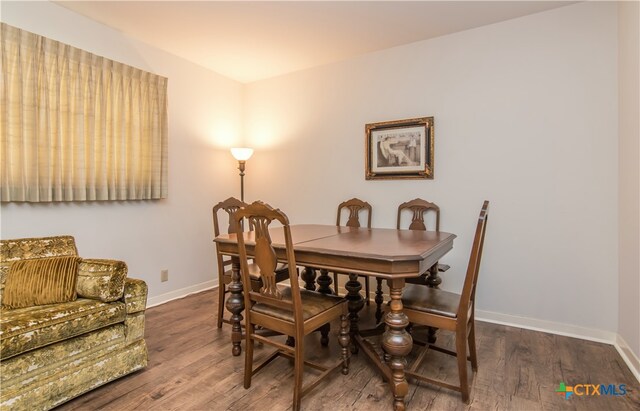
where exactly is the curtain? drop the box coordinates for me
[0,23,168,202]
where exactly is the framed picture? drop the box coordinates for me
[365,116,434,180]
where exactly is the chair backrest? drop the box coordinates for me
[457,201,490,321]
[397,198,440,231]
[234,201,303,325]
[213,197,247,238]
[336,198,372,228]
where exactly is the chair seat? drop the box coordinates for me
[437,263,450,272]
[405,275,427,285]
[401,284,460,318]
[252,286,345,322]
[404,263,451,285]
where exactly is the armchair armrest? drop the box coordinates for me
[123,278,148,314]
[122,278,148,343]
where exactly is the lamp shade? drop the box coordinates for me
[230,147,254,161]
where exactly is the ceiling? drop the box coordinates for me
[56,1,576,83]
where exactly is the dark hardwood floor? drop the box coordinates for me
[57,289,639,410]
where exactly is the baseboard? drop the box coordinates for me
[475,309,618,344]
[615,334,640,383]
[477,309,640,383]
[147,280,217,308]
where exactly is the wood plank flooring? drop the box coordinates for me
[57,289,639,410]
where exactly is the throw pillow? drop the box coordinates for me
[76,259,127,302]
[2,256,80,309]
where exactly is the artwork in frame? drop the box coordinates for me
[365,117,434,180]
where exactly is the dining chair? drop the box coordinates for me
[236,201,350,411]
[334,198,372,304]
[374,198,449,323]
[397,198,451,281]
[212,197,288,328]
[392,200,489,403]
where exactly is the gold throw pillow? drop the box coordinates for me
[2,256,80,309]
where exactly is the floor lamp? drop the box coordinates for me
[230,147,254,202]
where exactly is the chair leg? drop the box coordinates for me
[320,323,330,346]
[244,323,255,389]
[339,313,351,375]
[333,272,339,296]
[456,326,470,404]
[363,276,370,306]
[375,278,384,324]
[217,282,226,328]
[468,320,478,371]
[293,334,304,411]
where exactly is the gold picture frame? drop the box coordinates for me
[365,116,434,180]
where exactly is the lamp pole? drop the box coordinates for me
[230,148,254,203]
[237,160,246,202]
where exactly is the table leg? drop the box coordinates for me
[382,278,411,411]
[345,273,365,354]
[301,266,317,291]
[226,258,244,357]
[426,264,441,288]
[317,269,334,294]
[426,264,441,344]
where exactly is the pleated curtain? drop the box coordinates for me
[0,23,168,202]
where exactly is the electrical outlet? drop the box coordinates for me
[161,269,169,282]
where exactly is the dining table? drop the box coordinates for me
[214,224,456,411]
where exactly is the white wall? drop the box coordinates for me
[245,2,620,333]
[0,1,244,301]
[618,0,640,362]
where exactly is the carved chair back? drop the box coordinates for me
[457,201,489,321]
[234,202,303,327]
[336,198,372,228]
[213,197,250,280]
[213,197,249,238]
[396,198,440,232]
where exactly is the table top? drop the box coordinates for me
[215,224,456,279]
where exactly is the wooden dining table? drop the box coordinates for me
[214,224,456,410]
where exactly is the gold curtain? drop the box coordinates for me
[0,23,168,202]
